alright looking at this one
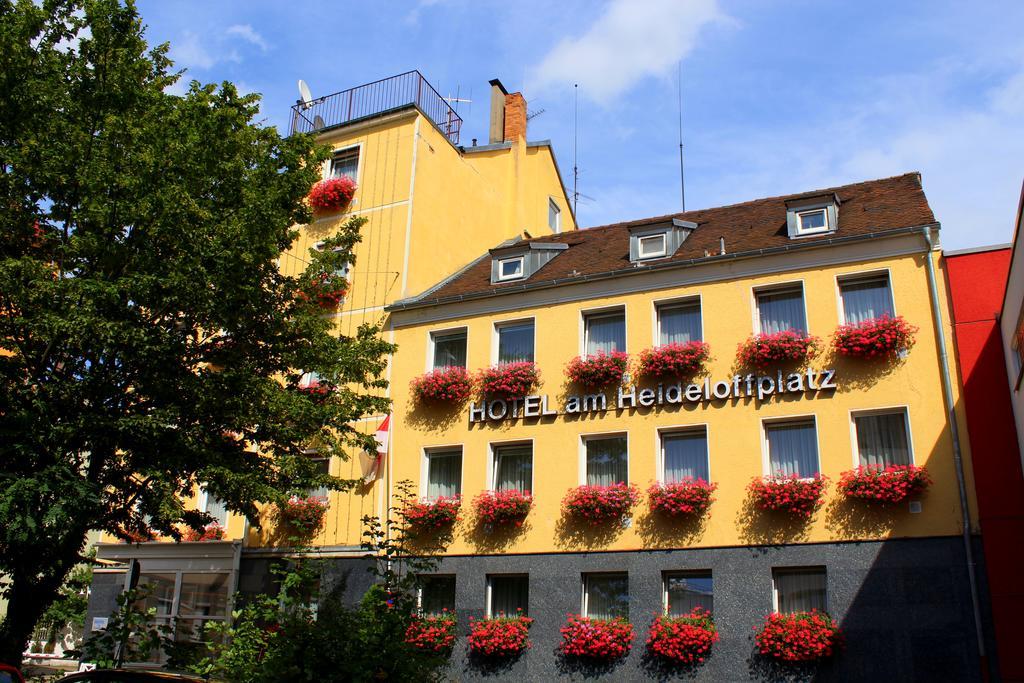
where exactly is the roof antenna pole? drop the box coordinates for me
[677,60,686,212]
[573,83,579,217]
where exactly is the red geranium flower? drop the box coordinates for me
[647,479,717,518]
[468,611,533,658]
[566,351,629,388]
[559,614,634,661]
[411,367,473,405]
[646,607,718,665]
[278,495,328,532]
[736,330,820,368]
[562,483,640,525]
[308,176,357,212]
[838,464,931,503]
[405,610,457,655]
[473,489,533,528]
[402,495,461,531]
[476,362,540,399]
[636,342,710,379]
[754,611,842,663]
[833,315,917,359]
[748,474,827,519]
[183,522,226,542]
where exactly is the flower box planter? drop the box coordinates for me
[736,331,820,368]
[565,351,629,389]
[646,607,718,665]
[278,495,328,533]
[838,465,931,504]
[297,381,334,399]
[636,342,710,379]
[476,362,540,399]
[754,611,842,663]
[472,489,533,528]
[410,367,473,405]
[405,611,457,655]
[833,315,917,360]
[183,522,226,542]
[559,615,634,661]
[748,475,827,519]
[304,273,348,309]
[402,495,461,531]
[647,479,717,518]
[468,612,533,658]
[309,176,357,212]
[562,483,640,526]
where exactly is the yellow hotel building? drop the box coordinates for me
[87,72,993,681]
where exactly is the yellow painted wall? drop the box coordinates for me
[388,247,977,556]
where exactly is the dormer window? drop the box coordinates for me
[637,233,667,259]
[497,256,525,281]
[796,208,828,235]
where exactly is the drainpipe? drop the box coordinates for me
[921,226,987,674]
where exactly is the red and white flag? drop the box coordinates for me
[360,415,390,483]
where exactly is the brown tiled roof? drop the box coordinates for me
[395,173,935,307]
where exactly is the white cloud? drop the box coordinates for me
[169,31,215,70]
[225,24,269,52]
[528,0,725,103]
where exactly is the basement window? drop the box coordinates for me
[497,256,525,281]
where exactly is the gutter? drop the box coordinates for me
[388,224,938,312]
[921,226,989,676]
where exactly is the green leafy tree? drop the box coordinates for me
[76,586,167,669]
[0,0,394,663]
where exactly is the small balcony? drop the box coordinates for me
[289,70,463,144]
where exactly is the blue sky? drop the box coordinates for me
[138,0,1024,250]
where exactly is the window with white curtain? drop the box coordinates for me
[431,329,467,369]
[755,286,807,334]
[664,572,713,616]
[773,567,827,614]
[584,310,626,355]
[854,411,911,467]
[583,573,629,620]
[202,490,229,527]
[330,147,359,180]
[585,435,628,486]
[765,420,820,478]
[658,300,702,345]
[839,275,894,324]
[488,575,529,617]
[419,575,456,615]
[661,429,709,482]
[497,321,535,364]
[426,449,462,498]
[493,444,532,493]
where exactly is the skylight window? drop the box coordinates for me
[497,256,525,281]
[637,233,668,259]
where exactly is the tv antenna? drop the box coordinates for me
[573,83,579,216]
[527,107,546,121]
[677,61,686,212]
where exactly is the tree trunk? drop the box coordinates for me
[0,576,50,667]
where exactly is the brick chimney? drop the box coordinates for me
[487,78,528,144]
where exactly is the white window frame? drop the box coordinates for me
[492,317,537,366]
[661,570,713,615]
[426,326,468,372]
[497,255,526,282]
[637,233,668,260]
[486,574,529,618]
[581,572,629,619]
[656,425,711,483]
[772,566,827,613]
[421,446,465,499]
[795,208,829,236]
[548,197,562,233]
[652,295,703,346]
[580,305,628,356]
[198,488,229,526]
[834,269,897,325]
[326,143,362,185]
[488,439,535,495]
[760,415,821,479]
[751,281,809,335]
[848,406,915,469]
[578,432,630,486]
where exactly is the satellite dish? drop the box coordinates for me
[297,79,313,107]
[313,115,325,129]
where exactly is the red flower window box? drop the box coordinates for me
[279,495,328,532]
[308,176,357,212]
[561,483,640,526]
[297,380,334,399]
[402,495,461,531]
[748,475,828,519]
[405,611,457,655]
[647,479,717,518]
[183,522,226,542]
[833,315,917,360]
[468,612,533,658]
[646,607,718,665]
[303,273,348,309]
[473,489,533,528]
[736,331,820,368]
[565,351,629,389]
[838,464,931,504]
[559,615,634,661]
[754,611,842,663]
[636,342,710,379]
[476,362,540,399]
[410,367,473,405]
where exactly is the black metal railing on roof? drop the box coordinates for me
[289,70,462,144]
